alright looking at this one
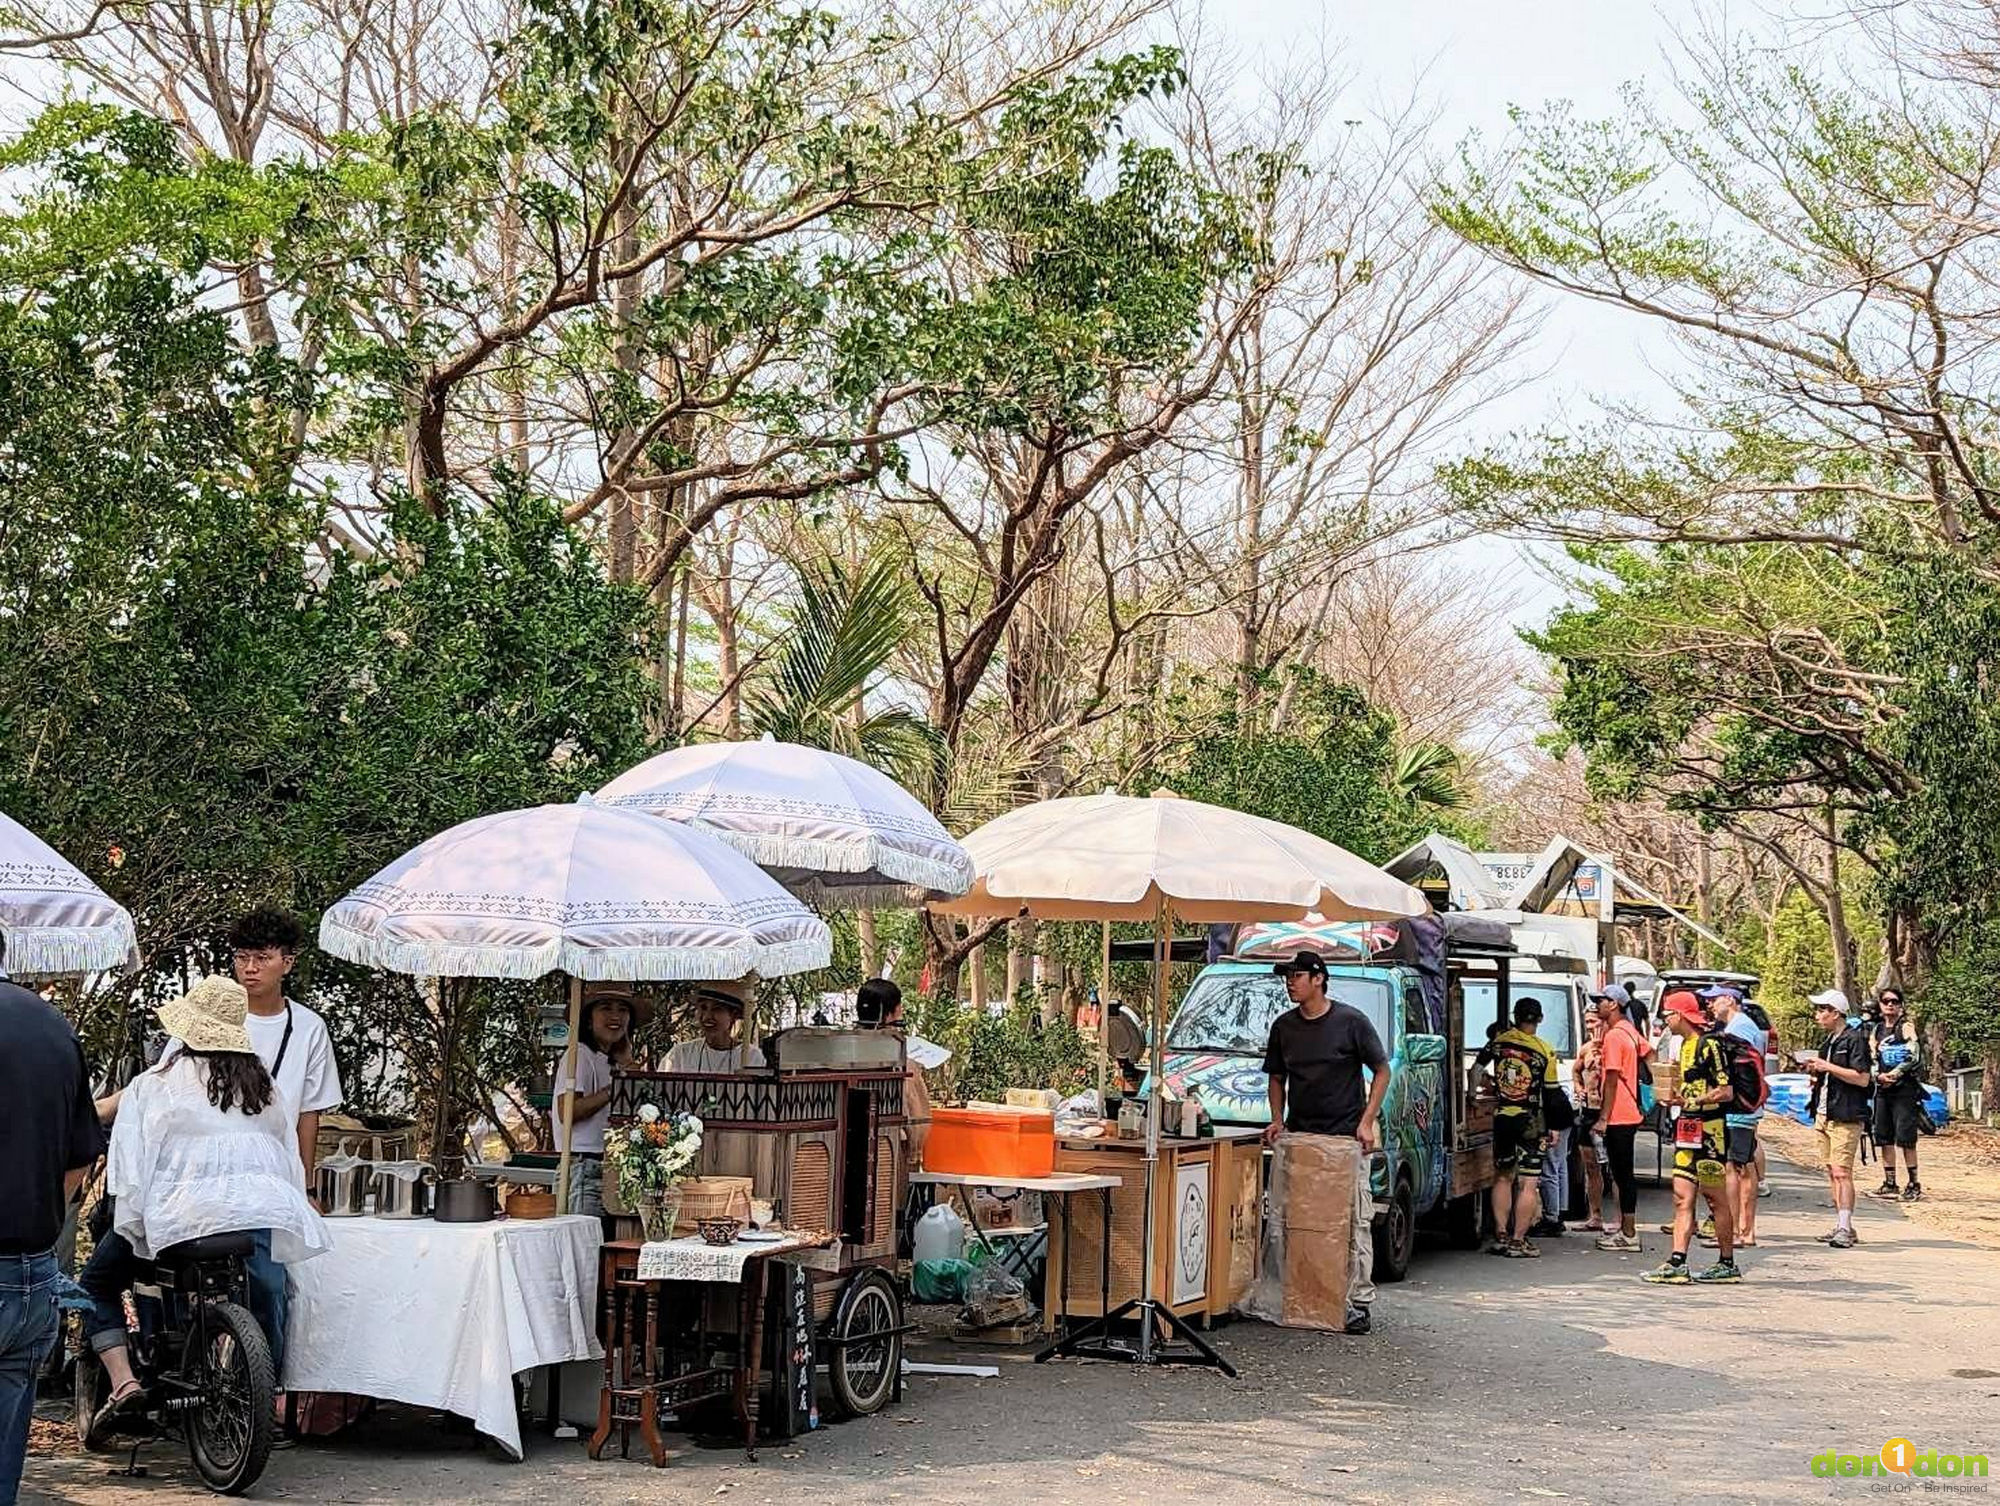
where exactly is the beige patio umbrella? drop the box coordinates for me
[929,790,1429,1373]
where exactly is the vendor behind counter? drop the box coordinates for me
[858,979,931,1166]
[664,979,767,1074]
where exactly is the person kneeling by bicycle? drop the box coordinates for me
[79,977,327,1445]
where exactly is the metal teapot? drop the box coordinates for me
[314,1140,372,1218]
[372,1160,437,1219]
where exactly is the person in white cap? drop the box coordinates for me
[1804,989,1873,1249]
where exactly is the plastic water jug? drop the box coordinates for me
[913,1203,967,1264]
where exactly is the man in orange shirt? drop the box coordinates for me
[1591,988,1648,1252]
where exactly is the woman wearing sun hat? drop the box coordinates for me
[76,977,326,1445]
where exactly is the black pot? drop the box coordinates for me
[432,1178,497,1223]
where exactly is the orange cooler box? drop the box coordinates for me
[925,1106,1057,1179]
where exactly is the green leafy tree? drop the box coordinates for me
[0,117,659,1154]
[1150,669,1425,863]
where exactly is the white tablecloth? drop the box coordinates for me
[284,1214,602,1458]
[633,1230,827,1282]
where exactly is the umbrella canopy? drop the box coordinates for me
[928,791,1430,924]
[0,810,138,976]
[318,798,832,982]
[596,738,973,909]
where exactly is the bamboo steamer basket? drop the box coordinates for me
[673,1175,753,1234]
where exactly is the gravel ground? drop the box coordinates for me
[22,1152,2000,1506]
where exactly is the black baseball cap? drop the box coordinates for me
[1272,950,1327,979]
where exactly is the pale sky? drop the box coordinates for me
[1204,0,1697,633]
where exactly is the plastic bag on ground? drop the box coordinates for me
[912,1257,976,1304]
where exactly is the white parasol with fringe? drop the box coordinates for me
[0,809,138,976]
[319,796,831,1206]
[318,797,831,982]
[596,737,972,910]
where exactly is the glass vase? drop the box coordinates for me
[639,1187,682,1243]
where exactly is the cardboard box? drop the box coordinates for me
[970,1187,1043,1231]
[1276,1135,1357,1331]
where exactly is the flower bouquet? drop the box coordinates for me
[604,1103,703,1240]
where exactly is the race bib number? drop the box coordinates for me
[1673,1112,1703,1147]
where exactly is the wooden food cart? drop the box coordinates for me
[592,1029,914,1464]
[1041,1127,1263,1330]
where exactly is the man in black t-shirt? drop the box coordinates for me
[1261,950,1391,1335]
[0,935,107,1502]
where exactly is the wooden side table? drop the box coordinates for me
[588,1238,809,1466]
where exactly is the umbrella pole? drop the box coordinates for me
[555,976,584,1214]
[1138,903,1168,1354]
[1097,921,1111,1106]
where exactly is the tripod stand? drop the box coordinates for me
[1037,904,1236,1376]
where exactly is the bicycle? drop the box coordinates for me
[73,1230,277,1496]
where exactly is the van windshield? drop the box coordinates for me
[1167,970,1393,1056]
[1462,979,1577,1057]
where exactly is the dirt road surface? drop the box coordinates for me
[23,1153,2000,1506]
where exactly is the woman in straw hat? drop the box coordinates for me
[663,977,766,1076]
[76,977,327,1445]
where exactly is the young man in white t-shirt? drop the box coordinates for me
[229,906,344,1189]
[227,905,342,1377]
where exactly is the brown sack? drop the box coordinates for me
[1245,1133,1358,1332]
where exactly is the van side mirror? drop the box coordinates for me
[1403,1033,1447,1065]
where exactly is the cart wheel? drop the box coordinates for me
[825,1271,901,1419]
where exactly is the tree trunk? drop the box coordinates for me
[1005,918,1027,1008]
[1233,386,1266,719]
[858,908,879,979]
[1694,835,1714,969]
[1822,804,1858,1003]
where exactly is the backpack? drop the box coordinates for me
[1712,1029,1768,1114]
[1490,1034,1548,1111]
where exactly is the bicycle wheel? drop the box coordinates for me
[182,1301,275,1495]
[824,1270,901,1419]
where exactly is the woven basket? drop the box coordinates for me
[674,1176,753,1234]
[504,1189,557,1220]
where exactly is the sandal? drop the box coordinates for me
[86,1383,147,1451]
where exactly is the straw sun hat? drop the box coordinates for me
[156,976,256,1055]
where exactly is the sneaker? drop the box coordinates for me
[1595,1232,1642,1252]
[1505,1240,1541,1259]
[1528,1218,1566,1238]
[1829,1228,1857,1249]
[1343,1305,1371,1335]
[1641,1259,1691,1285]
[1869,1180,1899,1200]
[1758,1181,1773,1198]
[1692,1259,1743,1284]
[1697,1216,1716,1239]
[1901,1181,1923,1203]
[1485,1239,1511,1256]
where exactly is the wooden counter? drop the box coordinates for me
[1041,1129,1263,1329]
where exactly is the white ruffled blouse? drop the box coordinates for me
[109,1057,330,1264]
